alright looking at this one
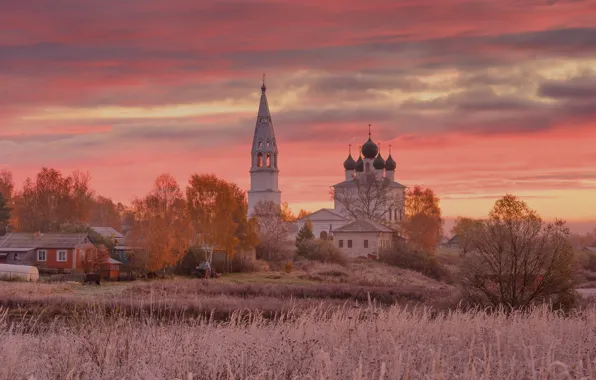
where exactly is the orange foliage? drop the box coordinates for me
[402,186,443,253]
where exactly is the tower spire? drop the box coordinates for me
[261,73,266,93]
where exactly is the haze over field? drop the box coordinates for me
[1,0,595,229]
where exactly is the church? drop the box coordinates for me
[247,81,406,258]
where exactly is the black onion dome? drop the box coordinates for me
[373,153,385,170]
[343,154,356,170]
[355,156,364,172]
[385,155,396,171]
[362,138,378,159]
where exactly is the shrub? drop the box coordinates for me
[578,250,596,272]
[299,239,347,265]
[284,261,292,273]
[379,241,450,281]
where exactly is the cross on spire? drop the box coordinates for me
[368,124,372,137]
[389,144,392,155]
[348,144,352,155]
[261,73,266,93]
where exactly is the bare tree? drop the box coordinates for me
[459,195,576,309]
[252,200,292,261]
[331,173,403,223]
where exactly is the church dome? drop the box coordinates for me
[385,155,396,171]
[355,156,364,172]
[362,138,378,159]
[343,154,356,170]
[373,153,385,170]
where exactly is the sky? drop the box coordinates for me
[1,0,596,232]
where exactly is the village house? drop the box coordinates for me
[331,219,395,259]
[0,232,94,272]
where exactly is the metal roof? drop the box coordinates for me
[0,233,90,249]
[332,219,394,233]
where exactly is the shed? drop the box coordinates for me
[101,258,121,280]
[0,263,39,281]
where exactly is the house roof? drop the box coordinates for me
[584,247,596,254]
[0,233,90,249]
[331,178,406,189]
[107,258,122,265]
[298,208,348,222]
[332,219,394,233]
[91,227,124,240]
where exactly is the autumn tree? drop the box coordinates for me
[89,196,123,231]
[280,201,297,222]
[296,219,315,256]
[296,209,311,220]
[81,244,110,274]
[331,172,403,223]
[128,174,192,273]
[451,216,484,253]
[15,168,94,232]
[252,201,292,261]
[459,194,576,309]
[0,193,10,236]
[401,186,443,253]
[0,169,14,201]
[186,174,258,268]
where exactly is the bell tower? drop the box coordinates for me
[248,77,281,215]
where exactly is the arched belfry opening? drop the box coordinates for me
[257,153,263,167]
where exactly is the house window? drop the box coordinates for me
[57,250,67,262]
[364,240,369,248]
[339,240,344,248]
[37,250,47,262]
[348,240,352,248]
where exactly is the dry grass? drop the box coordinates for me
[1,304,595,379]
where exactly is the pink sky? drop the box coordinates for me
[1,0,596,232]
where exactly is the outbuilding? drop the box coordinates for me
[0,263,39,281]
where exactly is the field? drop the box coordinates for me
[1,259,595,379]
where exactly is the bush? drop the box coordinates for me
[578,250,596,272]
[379,241,450,281]
[299,239,347,265]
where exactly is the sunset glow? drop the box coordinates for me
[1,0,596,230]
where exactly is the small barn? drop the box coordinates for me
[101,258,122,280]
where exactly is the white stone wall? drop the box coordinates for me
[296,219,350,240]
[247,190,281,216]
[333,231,393,258]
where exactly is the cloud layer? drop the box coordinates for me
[1,0,596,222]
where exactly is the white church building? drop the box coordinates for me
[246,80,406,258]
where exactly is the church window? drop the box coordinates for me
[364,240,369,248]
[347,240,352,248]
[339,240,344,248]
[389,208,392,221]
[258,141,263,147]
[266,153,271,167]
[266,141,270,147]
[257,153,263,167]
[320,231,328,240]
[365,162,371,172]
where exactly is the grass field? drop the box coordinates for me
[1,259,595,379]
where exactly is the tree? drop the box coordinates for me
[296,219,315,256]
[331,174,402,223]
[0,193,10,235]
[401,186,443,253]
[14,168,94,232]
[186,174,258,268]
[296,209,311,220]
[89,196,123,230]
[331,173,403,223]
[451,216,484,253]
[252,201,292,261]
[128,174,192,273]
[0,169,14,201]
[81,244,109,274]
[459,194,576,309]
[279,201,296,222]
